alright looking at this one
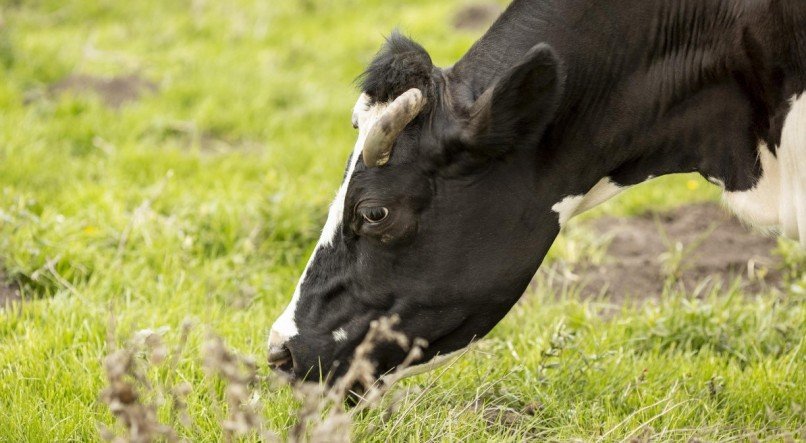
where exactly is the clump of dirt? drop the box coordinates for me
[49,74,158,108]
[549,203,783,302]
[0,272,20,308]
[452,3,503,31]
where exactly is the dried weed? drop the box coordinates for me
[100,313,425,443]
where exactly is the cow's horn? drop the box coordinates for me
[362,88,426,168]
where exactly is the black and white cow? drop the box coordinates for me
[269,0,806,384]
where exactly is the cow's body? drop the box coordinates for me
[268,0,806,384]
[451,0,806,238]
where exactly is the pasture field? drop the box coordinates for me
[0,0,804,441]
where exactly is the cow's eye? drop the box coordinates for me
[360,207,389,224]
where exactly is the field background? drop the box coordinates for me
[0,0,803,441]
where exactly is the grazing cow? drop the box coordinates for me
[269,0,806,385]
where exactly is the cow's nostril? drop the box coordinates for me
[268,344,294,376]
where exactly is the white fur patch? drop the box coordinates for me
[707,176,726,188]
[319,94,377,247]
[269,94,391,350]
[551,194,585,227]
[724,93,806,244]
[332,328,348,343]
[268,255,310,346]
[723,144,782,228]
[777,94,806,242]
[551,178,627,227]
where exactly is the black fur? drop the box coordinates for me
[359,30,435,104]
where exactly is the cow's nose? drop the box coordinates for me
[267,330,295,377]
[268,344,294,375]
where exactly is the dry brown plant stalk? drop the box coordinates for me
[289,314,428,443]
[100,312,426,443]
[98,312,180,443]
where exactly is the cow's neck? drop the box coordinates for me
[452,0,555,97]
[458,1,792,184]
[456,0,806,89]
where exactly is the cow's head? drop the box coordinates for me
[268,33,567,385]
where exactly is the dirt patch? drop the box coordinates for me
[49,74,158,108]
[546,203,783,303]
[0,272,21,308]
[156,121,264,155]
[452,3,503,31]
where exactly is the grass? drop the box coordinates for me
[0,0,803,441]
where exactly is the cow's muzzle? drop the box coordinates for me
[267,331,295,378]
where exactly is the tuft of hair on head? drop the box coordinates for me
[359,30,435,104]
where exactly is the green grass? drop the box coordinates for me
[0,0,804,441]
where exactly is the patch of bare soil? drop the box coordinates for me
[0,272,20,308]
[154,121,264,155]
[452,3,503,31]
[548,203,783,303]
[49,74,158,108]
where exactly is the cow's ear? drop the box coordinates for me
[462,43,564,156]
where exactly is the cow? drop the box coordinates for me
[268,0,806,386]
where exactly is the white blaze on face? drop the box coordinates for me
[268,94,391,350]
[724,93,806,244]
[552,177,627,227]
